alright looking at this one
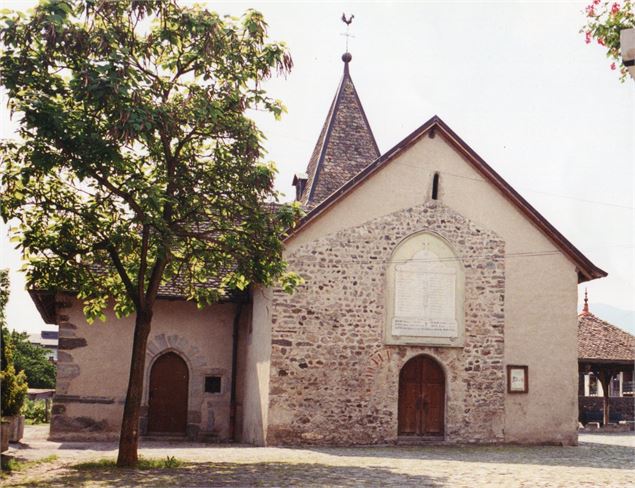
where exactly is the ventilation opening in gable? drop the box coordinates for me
[432,172,440,200]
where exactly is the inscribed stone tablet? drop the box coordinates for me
[392,248,458,338]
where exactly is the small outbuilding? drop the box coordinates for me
[578,292,634,427]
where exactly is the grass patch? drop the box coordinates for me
[1,454,59,477]
[74,455,184,471]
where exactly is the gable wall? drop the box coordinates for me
[278,133,579,444]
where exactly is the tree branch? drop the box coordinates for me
[107,245,140,309]
[137,225,149,307]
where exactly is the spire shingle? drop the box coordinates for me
[298,57,380,208]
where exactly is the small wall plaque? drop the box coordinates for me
[507,365,528,393]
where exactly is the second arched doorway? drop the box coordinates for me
[147,351,189,434]
[398,355,445,437]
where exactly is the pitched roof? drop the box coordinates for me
[578,312,635,363]
[287,115,607,284]
[299,56,380,208]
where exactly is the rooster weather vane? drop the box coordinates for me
[341,13,354,54]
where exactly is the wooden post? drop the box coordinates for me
[598,368,614,427]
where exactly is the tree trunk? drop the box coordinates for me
[117,309,153,467]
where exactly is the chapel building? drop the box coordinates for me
[32,52,606,446]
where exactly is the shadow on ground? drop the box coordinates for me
[303,442,635,471]
[8,461,445,487]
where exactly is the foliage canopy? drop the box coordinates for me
[581,0,635,81]
[0,0,301,465]
[10,330,56,389]
[0,0,302,323]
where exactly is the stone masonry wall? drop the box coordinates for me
[267,201,506,445]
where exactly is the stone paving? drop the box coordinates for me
[1,426,633,487]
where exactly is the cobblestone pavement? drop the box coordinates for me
[1,426,633,487]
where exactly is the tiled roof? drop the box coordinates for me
[578,312,635,362]
[89,262,225,299]
[300,57,380,208]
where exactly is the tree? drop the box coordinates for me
[10,330,56,389]
[0,0,301,466]
[1,270,28,418]
[581,0,635,81]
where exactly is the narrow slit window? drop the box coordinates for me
[432,173,440,200]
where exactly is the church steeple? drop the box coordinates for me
[294,46,380,208]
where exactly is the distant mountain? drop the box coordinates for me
[590,303,635,336]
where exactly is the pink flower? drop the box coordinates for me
[585,31,592,44]
[610,62,617,70]
[593,0,601,4]
[598,37,605,46]
[586,5,596,16]
[611,3,620,14]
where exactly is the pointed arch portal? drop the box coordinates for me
[147,351,189,434]
[398,355,445,436]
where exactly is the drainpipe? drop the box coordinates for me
[229,295,245,442]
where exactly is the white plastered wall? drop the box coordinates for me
[55,298,236,440]
[239,285,273,445]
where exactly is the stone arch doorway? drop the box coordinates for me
[147,351,189,434]
[398,355,445,437]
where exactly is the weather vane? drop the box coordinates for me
[341,13,355,53]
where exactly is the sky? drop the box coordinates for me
[1,1,633,334]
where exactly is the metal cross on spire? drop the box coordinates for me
[341,13,355,54]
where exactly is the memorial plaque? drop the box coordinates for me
[392,248,457,338]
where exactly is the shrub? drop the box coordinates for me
[1,326,28,417]
[21,398,49,424]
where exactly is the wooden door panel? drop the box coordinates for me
[147,352,189,434]
[399,355,445,437]
[422,357,444,383]
[423,383,444,434]
[398,380,420,434]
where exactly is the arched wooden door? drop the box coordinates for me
[398,355,445,436]
[147,352,189,434]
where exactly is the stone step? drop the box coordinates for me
[142,433,188,442]
[397,435,445,446]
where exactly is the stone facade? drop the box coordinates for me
[267,201,506,445]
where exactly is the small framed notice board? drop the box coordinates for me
[507,365,528,393]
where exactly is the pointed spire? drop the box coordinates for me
[295,47,379,208]
[582,288,590,315]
